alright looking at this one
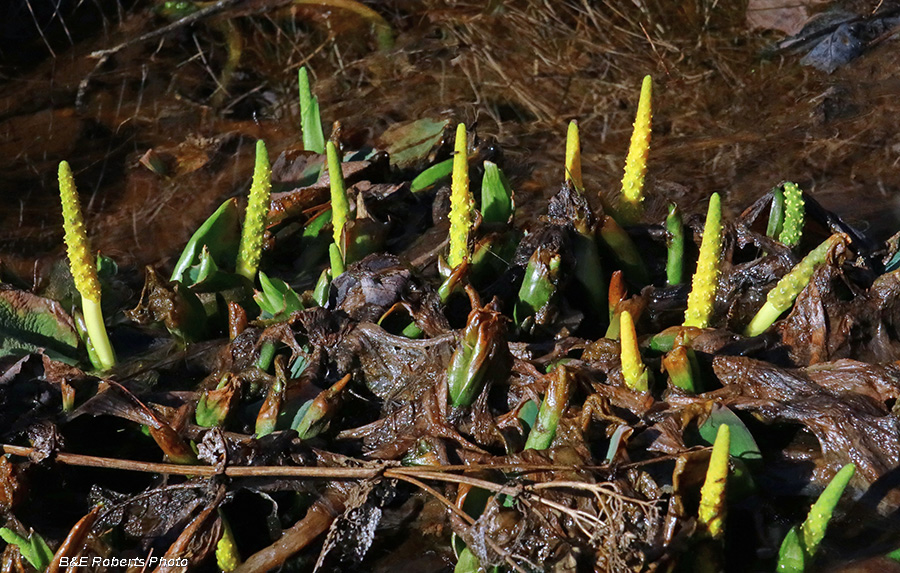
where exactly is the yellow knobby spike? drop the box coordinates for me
[448,123,472,269]
[620,310,648,392]
[236,140,272,280]
[683,192,723,328]
[59,161,101,303]
[565,120,583,191]
[620,75,652,224]
[699,424,731,539]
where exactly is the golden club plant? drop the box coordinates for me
[58,161,116,371]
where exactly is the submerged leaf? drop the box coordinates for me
[0,289,79,362]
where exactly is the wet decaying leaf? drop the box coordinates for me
[715,356,900,505]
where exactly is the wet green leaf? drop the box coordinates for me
[699,404,761,462]
[481,161,514,224]
[0,528,53,571]
[170,199,240,285]
[255,271,303,320]
[410,158,453,193]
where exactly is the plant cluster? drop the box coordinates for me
[0,71,897,572]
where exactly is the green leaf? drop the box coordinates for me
[777,526,806,572]
[410,158,453,193]
[255,272,303,320]
[0,528,54,571]
[480,161,514,224]
[299,67,326,154]
[170,199,240,284]
[0,289,80,362]
[698,404,761,462]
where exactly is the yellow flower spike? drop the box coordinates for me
[58,161,116,371]
[619,310,648,392]
[684,192,723,328]
[565,120,583,192]
[699,423,731,539]
[236,140,272,280]
[448,123,473,269]
[620,75,652,225]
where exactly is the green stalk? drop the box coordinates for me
[58,161,116,371]
[599,215,649,285]
[448,123,473,269]
[524,365,571,450]
[565,120,583,191]
[666,203,684,286]
[779,182,805,248]
[745,234,844,337]
[298,67,325,154]
[619,310,648,392]
[683,193,722,328]
[619,75,652,225]
[698,424,730,539]
[236,140,272,280]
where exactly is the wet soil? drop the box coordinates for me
[2,0,900,281]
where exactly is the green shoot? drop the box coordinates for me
[663,344,696,393]
[292,374,351,439]
[255,358,286,437]
[745,234,844,337]
[481,160,514,224]
[58,161,116,371]
[619,75,652,224]
[524,364,571,450]
[515,245,561,328]
[298,67,325,154]
[619,310,648,392]
[698,423,730,539]
[683,193,722,328]
[779,182,805,248]
[666,203,684,285]
[235,140,272,280]
[448,123,473,270]
[448,297,505,408]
